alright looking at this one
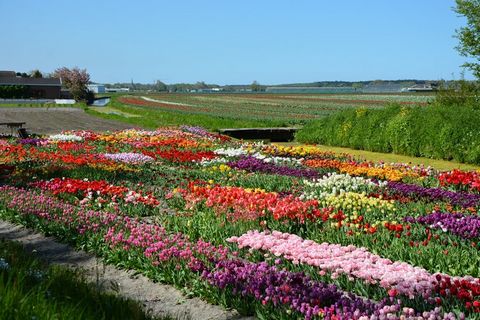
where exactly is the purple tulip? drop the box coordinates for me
[405,211,480,240]
[18,138,48,146]
[388,181,480,208]
[202,259,386,319]
[181,125,211,136]
[229,156,319,179]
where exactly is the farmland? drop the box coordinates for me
[2,127,480,319]
[5,0,480,318]
[92,93,433,130]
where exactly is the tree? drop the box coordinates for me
[30,69,43,78]
[194,81,208,89]
[53,67,90,101]
[455,0,480,79]
[154,80,168,92]
[251,80,261,92]
[352,83,364,91]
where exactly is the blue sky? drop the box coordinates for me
[0,0,472,84]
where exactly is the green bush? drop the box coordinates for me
[296,103,480,165]
[434,80,480,110]
[0,85,28,99]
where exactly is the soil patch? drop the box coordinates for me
[0,107,137,135]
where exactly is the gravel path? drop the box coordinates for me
[0,107,136,135]
[0,220,250,320]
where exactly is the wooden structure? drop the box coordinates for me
[0,122,26,136]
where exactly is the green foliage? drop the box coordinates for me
[0,239,153,320]
[296,103,480,164]
[0,85,28,99]
[250,80,264,92]
[154,80,168,92]
[30,69,43,78]
[434,79,480,109]
[455,0,480,79]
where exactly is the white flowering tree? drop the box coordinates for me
[53,67,91,102]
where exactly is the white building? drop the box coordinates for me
[87,84,106,93]
[402,84,435,92]
[105,87,130,93]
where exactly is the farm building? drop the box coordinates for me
[105,87,130,93]
[189,88,223,93]
[265,86,357,94]
[0,71,16,78]
[402,84,436,92]
[87,84,106,93]
[0,70,61,99]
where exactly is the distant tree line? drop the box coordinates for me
[15,69,45,78]
[10,67,453,96]
[274,80,435,88]
[102,79,446,93]
[105,81,228,93]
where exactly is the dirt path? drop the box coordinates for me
[0,107,136,135]
[0,220,250,320]
[142,96,197,107]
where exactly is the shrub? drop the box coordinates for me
[296,103,480,165]
[434,80,480,109]
[0,85,28,99]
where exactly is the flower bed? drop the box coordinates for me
[1,127,479,319]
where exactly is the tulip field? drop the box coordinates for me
[2,126,480,319]
[112,93,432,123]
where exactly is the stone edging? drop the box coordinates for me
[0,220,253,320]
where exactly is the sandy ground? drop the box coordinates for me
[0,107,136,135]
[0,220,250,320]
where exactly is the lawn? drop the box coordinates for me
[0,239,155,320]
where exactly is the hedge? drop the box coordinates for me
[296,104,480,165]
[0,85,29,99]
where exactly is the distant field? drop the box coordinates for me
[83,93,434,131]
[116,93,432,123]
